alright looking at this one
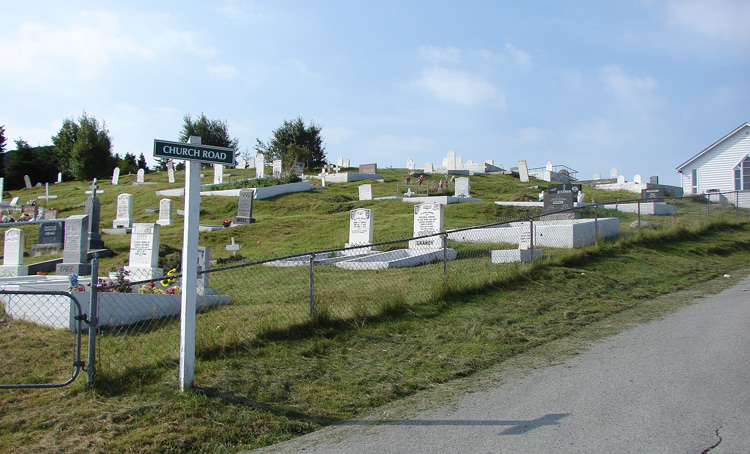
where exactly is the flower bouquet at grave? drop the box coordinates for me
[68,274,85,292]
[96,268,133,293]
[137,269,181,295]
[221,219,232,228]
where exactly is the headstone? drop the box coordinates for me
[41,209,58,220]
[112,193,134,228]
[447,150,456,171]
[256,153,265,178]
[237,159,247,170]
[593,173,601,180]
[404,188,415,197]
[24,175,31,189]
[456,156,463,169]
[247,157,255,169]
[610,168,618,179]
[0,228,29,277]
[617,175,626,184]
[359,163,377,174]
[337,156,344,167]
[272,160,282,178]
[407,158,415,170]
[641,188,665,202]
[409,203,445,250]
[10,197,20,206]
[167,161,175,183]
[358,184,373,201]
[650,176,659,185]
[292,162,304,175]
[232,188,256,225]
[84,180,104,249]
[486,159,494,166]
[543,191,575,219]
[197,246,214,296]
[136,168,145,183]
[633,174,642,184]
[545,161,553,171]
[156,198,174,226]
[548,183,580,194]
[36,220,65,247]
[519,222,533,250]
[0,177,3,203]
[454,177,470,198]
[112,167,120,185]
[226,237,241,256]
[517,160,529,183]
[344,159,350,167]
[124,223,163,281]
[213,164,224,185]
[55,214,91,275]
[56,172,62,184]
[344,208,375,254]
[424,163,434,173]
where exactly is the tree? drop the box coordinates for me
[51,112,114,181]
[137,153,148,171]
[0,125,6,178]
[178,113,239,151]
[255,117,326,171]
[115,152,139,175]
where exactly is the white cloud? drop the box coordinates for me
[416,67,502,106]
[419,46,462,64]
[208,64,240,78]
[599,64,662,112]
[218,0,260,19]
[504,43,532,67]
[664,0,750,42]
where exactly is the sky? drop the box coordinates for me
[1,0,748,186]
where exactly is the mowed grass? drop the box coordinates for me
[2,169,750,453]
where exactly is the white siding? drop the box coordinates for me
[681,128,750,196]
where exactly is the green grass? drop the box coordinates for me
[2,170,750,453]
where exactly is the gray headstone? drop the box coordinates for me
[518,159,529,183]
[237,159,247,170]
[641,188,665,202]
[56,214,91,275]
[197,246,211,295]
[84,183,104,249]
[359,163,377,174]
[232,189,255,225]
[37,220,65,246]
[167,161,175,183]
[650,176,659,185]
[24,175,32,189]
[543,191,575,219]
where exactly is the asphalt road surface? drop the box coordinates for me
[249,274,750,453]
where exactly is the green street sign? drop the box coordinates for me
[153,139,235,166]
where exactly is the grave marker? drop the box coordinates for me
[409,203,444,249]
[407,157,415,170]
[344,208,375,254]
[84,179,104,249]
[610,168,618,179]
[454,177,470,198]
[167,161,175,183]
[157,198,174,226]
[518,159,529,183]
[57,172,62,184]
[112,193,134,228]
[359,163,377,174]
[650,176,659,185]
[272,160,282,178]
[0,228,29,277]
[213,164,224,185]
[232,188,255,225]
[247,157,255,169]
[124,223,163,281]
[447,150,456,171]
[641,188,665,202]
[358,184,373,201]
[56,214,91,275]
[337,156,343,167]
[137,168,145,183]
[256,153,265,178]
[344,158,350,167]
[237,159,247,169]
[226,237,241,256]
[424,163,434,173]
[543,191,575,219]
[24,175,32,189]
[112,167,120,185]
[36,220,65,247]
[633,174,642,184]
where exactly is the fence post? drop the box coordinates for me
[594,203,598,243]
[442,233,448,285]
[86,255,99,387]
[707,195,711,224]
[673,196,678,227]
[309,253,315,317]
[736,191,740,222]
[637,200,641,228]
[529,218,535,261]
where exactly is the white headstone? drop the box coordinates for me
[617,175,626,184]
[424,163,434,173]
[113,193,134,228]
[256,153,265,178]
[485,159,494,166]
[454,177,470,198]
[0,228,28,277]
[456,156,463,169]
[156,198,174,226]
[610,168,618,179]
[358,184,373,201]
[57,172,62,184]
[197,246,212,295]
[633,174,642,184]
[577,191,585,203]
[545,161,553,171]
[345,208,375,253]
[407,158,415,170]
[446,150,456,171]
[237,159,247,170]
[24,175,31,189]
[519,223,532,250]
[337,156,344,167]
[593,173,601,180]
[272,160,282,178]
[247,157,255,169]
[124,223,163,281]
[344,159,350,167]
[213,164,224,185]
[136,168,145,183]
[409,203,444,250]
[112,167,120,185]
[518,159,530,183]
[167,161,175,183]
[55,214,91,276]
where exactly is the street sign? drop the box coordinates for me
[153,139,235,166]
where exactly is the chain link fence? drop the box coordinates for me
[2,191,749,388]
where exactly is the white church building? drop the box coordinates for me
[676,122,750,206]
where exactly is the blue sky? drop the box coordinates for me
[1,0,748,185]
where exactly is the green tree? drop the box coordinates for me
[116,152,139,175]
[5,139,35,189]
[178,113,239,151]
[255,117,326,171]
[51,112,114,181]
[137,153,148,171]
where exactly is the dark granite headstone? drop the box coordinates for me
[37,220,65,245]
[548,183,580,194]
[543,191,576,219]
[649,176,659,185]
[84,180,104,249]
[232,188,255,225]
[641,188,665,202]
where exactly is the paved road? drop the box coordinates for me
[250,275,750,453]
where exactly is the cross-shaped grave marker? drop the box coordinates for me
[85,178,104,195]
[404,188,415,197]
[38,183,58,204]
[225,237,241,257]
